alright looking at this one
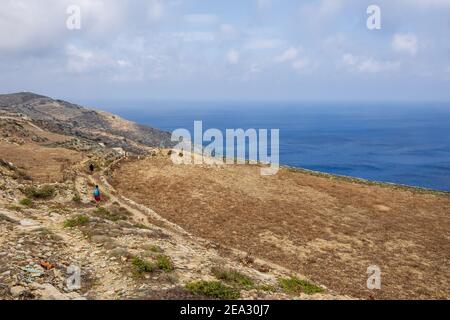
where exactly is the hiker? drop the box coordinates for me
[89,163,94,174]
[93,185,101,203]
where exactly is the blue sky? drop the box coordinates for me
[1,0,449,102]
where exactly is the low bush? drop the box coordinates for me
[72,193,81,203]
[211,267,253,288]
[19,198,33,207]
[278,277,324,295]
[132,257,155,274]
[155,255,174,272]
[64,215,90,228]
[24,185,56,199]
[93,206,130,221]
[186,281,240,300]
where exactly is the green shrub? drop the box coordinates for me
[186,281,240,300]
[211,267,254,288]
[64,215,90,228]
[19,198,33,207]
[134,223,150,230]
[72,193,81,203]
[24,185,56,199]
[155,255,174,272]
[149,245,163,253]
[93,206,130,221]
[132,257,155,274]
[278,277,324,295]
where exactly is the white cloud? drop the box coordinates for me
[226,49,240,64]
[392,33,419,55]
[0,1,64,52]
[341,53,400,74]
[66,44,136,78]
[275,48,299,63]
[0,0,449,101]
[66,45,102,74]
[0,0,131,52]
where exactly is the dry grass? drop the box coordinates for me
[0,141,82,183]
[110,156,450,300]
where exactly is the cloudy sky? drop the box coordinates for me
[1,0,450,103]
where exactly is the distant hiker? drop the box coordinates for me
[93,185,101,203]
[89,163,94,174]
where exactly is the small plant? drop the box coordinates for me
[278,277,324,295]
[149,245,163,253]
[63,215,90,228]
[94,206,130,221]
[211,267,254,288]
[72,193,81,203]
[155,255,174,272]
[93,207,111,219]
[186,281,240,300]
[134,223,150,230]
[19,198,33,207]
[132,257,155,274]
[24,185,56,199]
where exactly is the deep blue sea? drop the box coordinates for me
[88,101,450,191]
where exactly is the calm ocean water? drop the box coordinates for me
[90,101,450,191]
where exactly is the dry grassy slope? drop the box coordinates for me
[0,112,344,300]
[109,156,450,300]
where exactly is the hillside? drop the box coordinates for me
[0,92,174,154]
[0,92,448,300]
[0,93,346,300]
